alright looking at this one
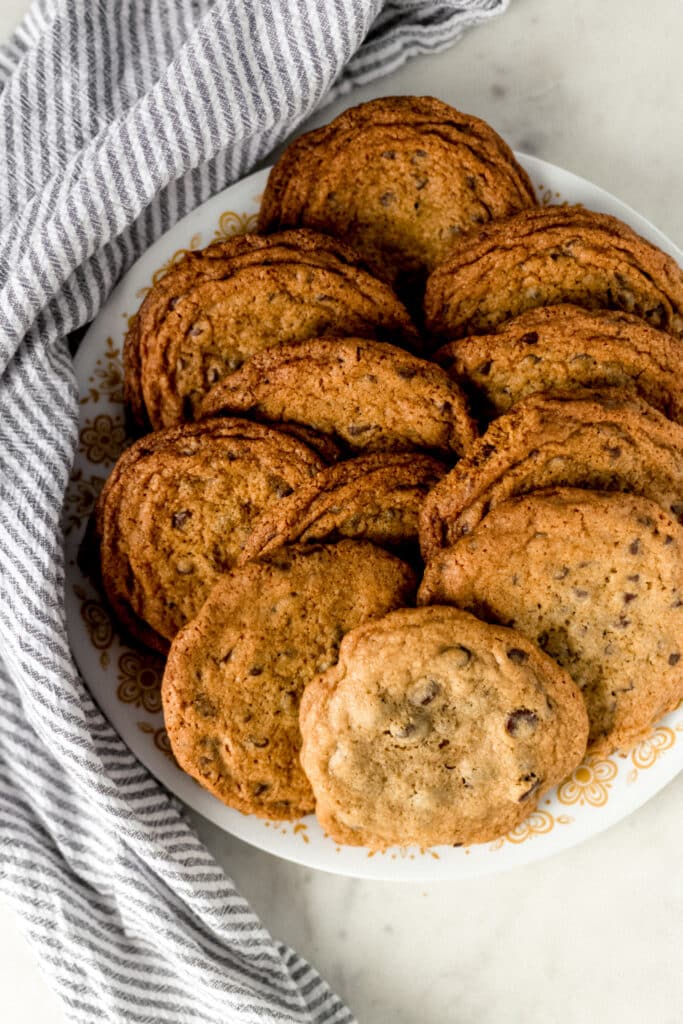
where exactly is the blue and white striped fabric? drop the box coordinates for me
[0,2,507,1020]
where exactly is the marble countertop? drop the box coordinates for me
[2,1,683,1022]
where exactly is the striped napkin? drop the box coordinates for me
[0,1,507,1021]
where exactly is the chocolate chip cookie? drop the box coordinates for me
[434,304,683,424]
[424,205,683,343]
[238,453,446,565]
[258,96,536,299]
[124,228,419,430]
[419,489,683,754]
[96,418,324,652]
[299,606,588,848]
[419,390,683,560]
[162,541,416,819]
[199,337,477,456]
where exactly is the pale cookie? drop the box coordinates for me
[299,606,588,849]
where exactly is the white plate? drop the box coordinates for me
[65,156,683,880]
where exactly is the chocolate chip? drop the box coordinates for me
[439,644,472,668]
[573,588,589,599]
[507,648,528,664]
[477,360,492,376]
[518,777,543,802]
[172,510,192,528]
[249,665,264,676]
[408,678,441,706]
[627,574,640,582]
[520,331,539,345]
[664,535,675,545]
[438,739,450,749]
[505,709,538,737]
[193,695,216,717]
[389,722,416,739]
[253,783,269,796]
[669,653,681,666]
[413,148,428,159]
[270,475,294,499]
[629,539,640,555]
[623,593,637,603]
[614,617,631,629]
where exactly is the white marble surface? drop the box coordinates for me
[2,1,683,1021]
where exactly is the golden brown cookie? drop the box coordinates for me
[238,453,446,565]
[434,304,683,424]
[419,488,683,754]
[258,96,536,298]
[162,541,416,820]
[96,418,324,652]
[419,390,683,561]
[424,205,683,343]
[124,228,419,430]
[299,606,588,849]
[199,337,477,456]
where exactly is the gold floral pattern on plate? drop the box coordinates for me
[79,413,127,465]
[138,721,176,763]
[627,725,679,783]
[213,208,258,241]
[489,810,574,850]
[80,336,124,406]
[117,650,164,714]
[557,756,618,808]
[74,586,114,668]
[63,467,106,535]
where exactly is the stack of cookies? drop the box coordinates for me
[92,95,683,851]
